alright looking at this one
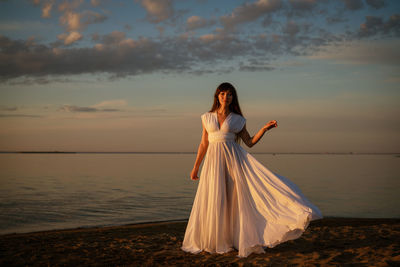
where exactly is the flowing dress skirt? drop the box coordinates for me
[181,140,322,257]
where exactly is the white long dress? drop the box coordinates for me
[181,112,323,257]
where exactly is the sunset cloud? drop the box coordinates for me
[99,31,126,45]
[308,40,400,66]
[239,60,275,72]
[83,10,107,25]
[0,106,17,111]
[58,0,84,12]
[57,31,83,45]
[359,14,400,37]
[138,0,175,23]
[59,11,82,31]
[186,15,215,30]
[366,0,385,9]
[341,0,364,10]
[30,0,40,6]
[41,0,54,18]
[90,0,101,7]
[288,0,317,10]
[0,0,399,83]
[92,100,128,108]
[220,0,282,30]
[0,114,42,118]
[59,105,121,113]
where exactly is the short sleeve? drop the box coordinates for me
[201,112,207,125]
[237,115,246,132]
[200,112,209,131]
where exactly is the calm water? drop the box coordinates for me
[0,153,399,234]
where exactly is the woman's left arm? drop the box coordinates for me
[239,120,277,148]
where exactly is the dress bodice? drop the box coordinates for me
[201,112,246,143]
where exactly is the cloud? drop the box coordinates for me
[92,100,128,108]
[289,0,317,10]
[0,31,226,81]
[83,10,108,24]
[365,0,385,9]
[29,0,40,5]
[284,21,300,36]
[326,16,348,24]
[58,99,127,115]
[91,0,101,7]
[58,0,84,12]
[0,25,343,83]
[359,14,400,37]
[59,11,82,32]
[239,59,275,72]
[137,0,175,23]
[41,0,54,18]
[3,76,75,85]
[55,0,108,31]
[57,31,83,45]
[341,0,364,10]
[59,105,121,112]
[186,15,215,31]
[1,0,399,82]
[99,31,126,45]
[308,40,400,66]
[220,0,282,30]
[0,106,17,111]
[0,114,42,118]
[0,33,189,82]
[57,9,107,44]
[0,20,55,32]
[124,24,133,31]
[0,105,44,118]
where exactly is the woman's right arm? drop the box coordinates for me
[239,120,277,148]
[190,123,209,180]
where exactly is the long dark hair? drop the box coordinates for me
[210,82,244,143]
[209,82,243,116]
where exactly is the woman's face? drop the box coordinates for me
[218,91,233,106]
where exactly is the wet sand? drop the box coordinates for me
[1,217,399,266]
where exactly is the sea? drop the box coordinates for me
[0,152,399,235]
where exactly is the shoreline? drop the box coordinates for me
[1,216,399,237]
[1,217,399,266]
[0,218,190,236]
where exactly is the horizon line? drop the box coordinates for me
[0,151,398,155]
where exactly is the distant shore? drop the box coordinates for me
[1,217,399,266]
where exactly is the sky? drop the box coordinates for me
[0,0,399,153]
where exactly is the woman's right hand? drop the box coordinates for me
[263,120,278,131]
[190,168,199,180]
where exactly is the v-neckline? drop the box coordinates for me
[215,111,231,130]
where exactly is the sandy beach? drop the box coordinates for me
[0,217,399,266]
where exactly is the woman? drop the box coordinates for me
[181,82,322,258]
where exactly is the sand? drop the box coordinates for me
[1,217,399,266]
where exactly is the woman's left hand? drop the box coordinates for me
[263,120,278,131]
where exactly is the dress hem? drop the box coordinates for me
[181,211,322,258]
